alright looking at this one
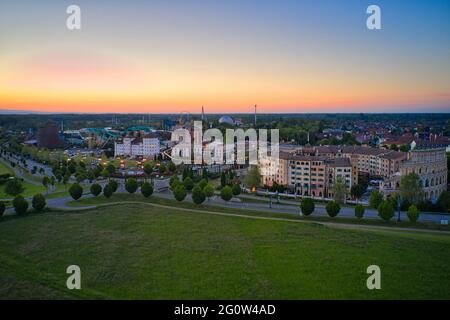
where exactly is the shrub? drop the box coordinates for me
[109,180,119,193]
[170,175,180,188]
[103,184,113,198]
[4,178,24,197]
[232,184,242,196]
[300,198,314,216]
[192,185,206,205]
[407,205,420,223]
[198,179,208,190]
[168,161,176,172]
[378,200,395,221]
[32,193,46,211]
[183,177,194,191]
[143,162,153,175]
[69,183,83,201]
[13,196,28,215]
[369,190,383,209]
[355,204,365,219]
[141,182,154,198]
[220,186,233,201]
[326,201,340,217]
[173,185,187,202]
[203,184,214,200]
[0,202,5,217]
[125,178,138,194]
[90,183,102,197]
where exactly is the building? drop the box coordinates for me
[37,121,61,149]
[260,151,353,198]
[314,145,407,178]
[382,140,448,201]
[326,158,353,199]
[114,136,160,158]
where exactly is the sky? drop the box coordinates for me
[0,0,449,114]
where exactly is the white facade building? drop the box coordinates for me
[114,137,160,158]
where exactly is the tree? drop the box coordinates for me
[326,201,340,217]
[0,201,6,217]
[438,191,450,212]
[125,178,138,194]
[244,165,261,189]
[141,182,154,198]
[192,185,206,205]
[143,162,153,175]
[87,170,95,183]
[75,171,87,183]
[63,172,71,187]
[42,176,50,193]
[173,185,187,202]
[399,172,424,205]
[355,204,365,219]
[198,178,208,190]
[90,183,102,197]
[4,178,24,197]
[183,177,194,191]
[101,168,110,180]
[12,196,28,215]
[407,205,420,223]
[369,190,383,209]
[331,176,347,204]
[168,161,176,173]
[378,200,395,221]
[109,180,118,193]
[68,161,77,174]
[106,163,116,175]
[399,144,409,152]
[350,184,366,202]
[69,183,83,201]
[389,144,399,151]
[170,175,180,189]
[32,193,46,211]
[103,184,113,198]
[203,184,214,201]
[220,171,227,187]
[300,198,314,216]
[220,186,233,201]
[232,184,241,196]
[159,164,167,174]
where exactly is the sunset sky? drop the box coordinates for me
[0,0,449,113]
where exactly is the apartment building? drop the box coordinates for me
[313,145,406,178]
[261,151,353,198]
[114,136,160,158]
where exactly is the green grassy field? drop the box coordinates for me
[0,162,14,175]
[0,203,449,299]
[66,193,450,231]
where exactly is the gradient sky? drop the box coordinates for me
[0,0,449,113]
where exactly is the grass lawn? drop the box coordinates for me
[0,162,14,175]
[0,161,47,200]
[67,193,450,231]
[0,181,46,200]
[0,203,449,299]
